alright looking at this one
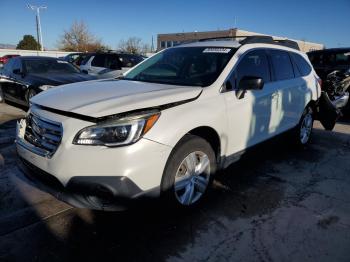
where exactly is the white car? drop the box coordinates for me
[80,52,144,76]
[16,37,337,210]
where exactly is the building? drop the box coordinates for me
[157,28,324,52]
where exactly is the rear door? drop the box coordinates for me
[11,58,28,103]
[267,49,304,133]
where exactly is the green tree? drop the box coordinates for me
[16,35,41,50]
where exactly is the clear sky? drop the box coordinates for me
[0,0,349,50]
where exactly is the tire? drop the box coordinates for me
[293,106,314,146]
[161,135,217,207]
[26,89,37,106]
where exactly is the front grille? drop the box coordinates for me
[24,113,63,157]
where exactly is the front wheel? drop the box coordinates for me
[161,135,216,207]
[294,106,314,146]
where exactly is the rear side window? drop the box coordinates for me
[119,54,143,67]
[80,55,93,65]
[91,55,106,67]
[335,52,350,65]
[290,52,312,76]
[269,50,294,81]
[234,50,271,86]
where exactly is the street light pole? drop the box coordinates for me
[27,4,47,51]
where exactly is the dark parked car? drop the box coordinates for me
[0,56,96,106]
[307,48,350,80]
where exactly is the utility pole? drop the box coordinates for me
[27,4,47,51]
[151,35,154,52]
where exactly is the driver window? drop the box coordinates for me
[233,50,270,89]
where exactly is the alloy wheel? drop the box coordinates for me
[300,110,313,144]
[174,151,210,205]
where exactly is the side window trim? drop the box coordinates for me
[287,52,297,78]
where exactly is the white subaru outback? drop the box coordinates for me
[16,37,334,210]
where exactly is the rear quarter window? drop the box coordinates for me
[290,52,312,77]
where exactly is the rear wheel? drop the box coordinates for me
[161,135,216,207]
[294,106,314,146]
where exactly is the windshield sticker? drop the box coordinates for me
[57,60,69,63]
[203,48,231,53]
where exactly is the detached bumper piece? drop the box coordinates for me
[18,157,148,211]
[316,91,349,131]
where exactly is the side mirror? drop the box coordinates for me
[238,76,264,90]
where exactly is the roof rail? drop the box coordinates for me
[198,35,300,50]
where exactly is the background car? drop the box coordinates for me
[307,48,350,80]
[0,54,20,67]
[308,48,350,113]
[80,52,144,75]
[0,56,96,106]
[63,52,89,67]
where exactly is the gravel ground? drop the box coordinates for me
[0,102,350,262]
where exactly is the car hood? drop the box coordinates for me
[28,73,96,86]
[31,79,202,118]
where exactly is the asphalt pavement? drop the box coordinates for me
[0,102,349,262]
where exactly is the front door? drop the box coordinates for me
[225,49,274,155]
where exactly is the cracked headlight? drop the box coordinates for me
[73,111,160,146]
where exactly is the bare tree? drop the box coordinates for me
[118,37,150,54]
[58,21,108,52]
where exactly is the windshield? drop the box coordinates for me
[23,59,80,74]
[124,47,236,87]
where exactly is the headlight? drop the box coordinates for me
[73,111,160,146]
[39,85,53,91]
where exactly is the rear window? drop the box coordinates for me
[335,52,350,65]
[270,50,294,81]
[290,52,312,76]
